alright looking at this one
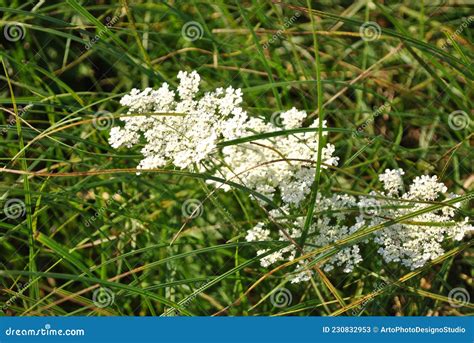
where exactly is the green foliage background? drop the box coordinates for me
[0,0,472,316]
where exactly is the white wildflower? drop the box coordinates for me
[246,222,271,242]
[374,173,469,269]
[216,116,339,206]
[247,172,470,281]
[379,168,405,195]
[257,249,285,268]
[109,71,249,170]
[407,175,447,201]
[110,71,338,208]
[291,261,313,284]
[280,107,306,129]
[109,72,470,281]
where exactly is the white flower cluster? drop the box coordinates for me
[372,173,471,269]
[216,114,338,206]
[246,194,366,283]
[246,170,472,283]
[109,71,248,169]
[109,71,339,206]
[109,73,471,283]
[379,168,405,195]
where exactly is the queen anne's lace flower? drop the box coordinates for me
[246,170,471,283]
[215,116,339,206]
[279,107,307,129]
[110,74,471,283]
[246,223,271,242]
[379,168,405,196]
[406,175,447,201]
[372,172,470,269]
[248,194,366,282]
[109,71,249,170]
[110,71,339,207]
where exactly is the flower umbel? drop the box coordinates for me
[109,71,247,169]
[110,74,471,283]
[246,170,472,283]
[109,71,339,207]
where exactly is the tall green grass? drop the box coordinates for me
[0,0,472,316]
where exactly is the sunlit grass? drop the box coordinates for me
[0,0,472,316]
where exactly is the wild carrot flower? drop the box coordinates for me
[110,74,471,282]
[246,170,472,282]
[109,71,249,169]
[109,71,339,207]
